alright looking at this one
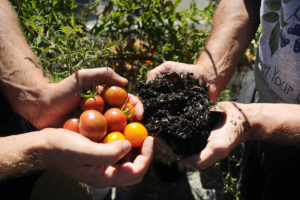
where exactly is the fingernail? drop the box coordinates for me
[122,141,131,151]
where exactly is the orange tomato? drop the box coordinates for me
[102,86,128,107]
[103,132,126,144]
[145,60,152,65]
[123,103,135,119]
[123,122,148,147]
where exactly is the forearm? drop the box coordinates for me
[0,0,50,124]
[197,0,260,92]
[0,132,46,180]
[240,103,300,146]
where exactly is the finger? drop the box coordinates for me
[82,140,132,165]
[207,85,218,102]
[195,147,216,169]
[134,136,154,166]
[76,68,128,90]
[96,85,104,94]
[103,136,154,186]
[127,93,144,120]
[196,145,228,169]
[122,136,154,176]
[146,61,174,82]
[181,154,199,169]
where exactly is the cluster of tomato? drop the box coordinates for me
[63,85,148,147]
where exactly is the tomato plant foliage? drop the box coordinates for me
[9,0,216,88]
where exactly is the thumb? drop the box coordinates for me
[195,147,216,169]
[85,140,132,165]
[75,68,128,89]
[181,146,220,170]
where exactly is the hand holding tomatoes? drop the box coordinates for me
[63,83,148,149]
[42,128,154,187]
[33,68,128,129]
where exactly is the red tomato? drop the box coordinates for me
[102,132,126,144]
[102,86,128,107]
[80,95,105,113]
[79,110,107,142]
[104,108,127,132]
[63,118,80,133]
[123,122,148,147]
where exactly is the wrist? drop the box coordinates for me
[237,103,260,142]
[30,82,53,128]
[194,61,227,101]
[26,130,50,170]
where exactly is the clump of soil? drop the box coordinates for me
[137,72,221,156]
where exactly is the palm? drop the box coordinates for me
[182,101,249,169]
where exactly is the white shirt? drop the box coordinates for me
[255,0,300,103]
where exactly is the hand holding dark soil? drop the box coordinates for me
[138,72,224,157]
[146,61,222,101]
[182,101,250,169]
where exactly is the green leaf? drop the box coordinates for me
[283,0,291,3]
[39,27,44,36]
[262,12,279,23]
[52,10,58,22]
[269,22,280,56]
[71,14,75,27]
[265,0,281,11]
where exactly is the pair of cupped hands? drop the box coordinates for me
[36,62,248,188]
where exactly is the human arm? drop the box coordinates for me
[0,0,143,128]
[0,128,153,187]
[0,0,153,186]
[147,0,260,101]
[182,101,300,169]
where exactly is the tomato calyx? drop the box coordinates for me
[79,87,98,99]
[121,104,135,119]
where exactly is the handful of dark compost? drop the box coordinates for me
[137,72,224,156]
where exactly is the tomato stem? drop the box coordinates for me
[121,104,135,118]
[79,88,97,99]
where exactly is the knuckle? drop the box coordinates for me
[76,69,86,77]
[162,61,174,71]
[103,67,114,82]
[104,67,113,74]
